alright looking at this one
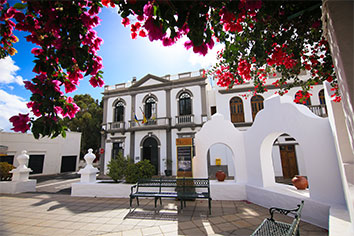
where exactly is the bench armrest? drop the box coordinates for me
[269,200,304,221]
[130,184,137,194]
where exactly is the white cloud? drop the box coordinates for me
[0,89,29,131]
[188,43,225,68]
[0,56,24,85]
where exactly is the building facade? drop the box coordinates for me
[102,69,327,178]
[0,131,82,175]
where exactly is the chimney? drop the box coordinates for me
[132,76,137,83]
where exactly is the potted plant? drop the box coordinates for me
[164,159,173,176]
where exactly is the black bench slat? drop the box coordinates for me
[129,178,212,214]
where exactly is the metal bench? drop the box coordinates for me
[129,177,212,214]
[251,201,304,236]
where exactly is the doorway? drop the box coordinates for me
[279,144,299,179]
[142,137,159,175]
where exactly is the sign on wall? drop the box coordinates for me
[176,138,193,177]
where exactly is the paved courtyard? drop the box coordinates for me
[0,193,327,236]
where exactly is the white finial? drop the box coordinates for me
[21,150,27,155]
[88,148,93,153]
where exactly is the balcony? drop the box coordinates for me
[128,117,170,130]
[307,105,327,117]
[106,121,125,132]
[176,115,194,125]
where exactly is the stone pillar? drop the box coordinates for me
[10,150,32,181]
[0,150,37,194]
[78,149,99,183]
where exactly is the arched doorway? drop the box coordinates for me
[207,143,235,180]
[272,133,306,186]
[142,137,159,175]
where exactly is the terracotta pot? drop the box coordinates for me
[215,170,226,182]
[291,175,308,190]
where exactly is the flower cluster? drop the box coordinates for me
[3,0,104,137]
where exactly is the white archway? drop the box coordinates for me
[194,113,247,184]
[245,95,345,206]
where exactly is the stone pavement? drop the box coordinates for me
[0,193,328,236]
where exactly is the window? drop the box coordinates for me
[294,91,311,105]
[112,142,124,159]
[114,101,125,122]
[179,92,192,115]
[145,97,157,119]
[251,95,264,120]
[230,97,244,123]
[319,89,325,105]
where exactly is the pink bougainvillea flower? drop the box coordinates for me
[184,40,194,50]
[26,101,41,117]
[193,43,208,56]
[206,38,214,49]
[162,37,174,46]
[64,80,77,93]
[138,29,147,37]
[144,17,165,41]
[137,15,144,21]
[131,32,137,39]
[143,2,154,17]
[122,17,130,27]
[89,77,104,87]
[9,113,31,133]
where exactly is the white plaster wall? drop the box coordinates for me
[245,95,346,206]
[106,95,131,123]
[194,113,247,183]
[171,86,202,125]
[272,146,283,176]
[1,132,81,175]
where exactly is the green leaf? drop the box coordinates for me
[13,3,26,10]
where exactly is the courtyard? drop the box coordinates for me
[0,192,327,236]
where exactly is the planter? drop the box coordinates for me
[215,170,226,182]
[291,175,308,190]
[164,170,172,176]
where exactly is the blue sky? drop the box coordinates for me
[0,6,222,131]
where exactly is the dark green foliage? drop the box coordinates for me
[107,152,127,182]
[0,162,14,181]
[62,94,103,158]
[125,160,155,184]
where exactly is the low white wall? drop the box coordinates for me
[210,181,246,200]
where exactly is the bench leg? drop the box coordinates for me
[180,199,183,210]
[208,199,211,215]
[184,200,186,207]
[154,197,158,208]
[130,197,133,208]
[136,197,139,206]
[160,197,162,206]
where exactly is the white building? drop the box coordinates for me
[102,69,327,181]
[0,132,81,175]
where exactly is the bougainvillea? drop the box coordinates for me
[1,0,104,138]
[1,0,340,138]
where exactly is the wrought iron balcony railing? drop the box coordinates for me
[307,104,327,117]
[129,117,170,128]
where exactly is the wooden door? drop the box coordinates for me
[279,145,299,179]
[230,97,245,123]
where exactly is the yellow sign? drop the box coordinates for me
[215,158,221,166]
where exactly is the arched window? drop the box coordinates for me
[251,95,264,121]
[144,96,157,119]
[319,89,325,105]
[179,92,192,115]
[230,97,244,123]
[294,91,311,105]
[114,101,125,122]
